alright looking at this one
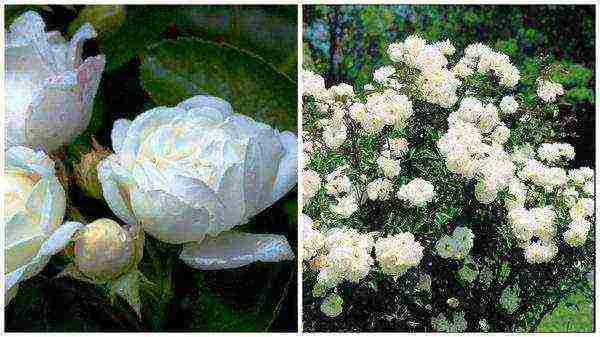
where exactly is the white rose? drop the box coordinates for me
[98,95,296,270]
[6,11,105,152]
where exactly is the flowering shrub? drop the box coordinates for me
[301,35,594,332]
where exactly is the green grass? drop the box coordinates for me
[537,282,594,332]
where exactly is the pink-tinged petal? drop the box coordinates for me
[77,54,105,121]
[179,232,294,270]
[130,189,210,244]
[272,131,298,202]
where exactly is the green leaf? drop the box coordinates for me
[140,37,297,132]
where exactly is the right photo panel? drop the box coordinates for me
[301,4,595,333]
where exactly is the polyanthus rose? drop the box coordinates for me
[97,95,296,270]
[375,232,424,276]
[6,11,105,152]
[5,146,82,304]
[397,178,435,207]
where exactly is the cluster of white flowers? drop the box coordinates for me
[459,42,521,88]
[387,35,461,107]
[397,178,436,207]
[300,214,326,261]
[375,233,424,276]
[366,177,393,201]
[517,158,568,192]
[537,79,565,103]
[302,35,594,320]
[302,169,322,207]
[377,150,402,178]
[437,97,517,205]
[315,227,376,290]
[537,143,575,164]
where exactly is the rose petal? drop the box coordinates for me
[180,232,294,270]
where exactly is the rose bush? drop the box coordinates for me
[301,34,594,332]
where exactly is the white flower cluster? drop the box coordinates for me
[300,214,326,261]
[387,35,460,107]
[315,227,376,289]
[375,232,424,276]
[437,97,517,205]
[397,178,436,207]
[459,42,521,88]
[302,35,595,320]
[537,79,565,103]
[537,143,575,164]
[366,177,393,201]
[302,169,322,208]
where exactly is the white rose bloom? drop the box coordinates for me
[387,42,404,62]
[98,95,296,270]
[5,146,83,303]
[366,90,413,128]
[397,178,435,207]
[302,69,328,99]
[300,214,326,260]
[6,11,105,152]
[375,232,423,276]
[302,169,322,205]
[537,143,575,164]
[452,58,475,78]
[563,219,591,247]
[323,124,347,150]
[330,194,359,218]
[433,39,456,55]
[491,125,511,145]
[366,178,393,201]
[377,152,402,178]
[329,83,354,100]
[524,241,557,264]
[569,198,594,221]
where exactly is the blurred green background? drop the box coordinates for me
[303,4,594,332]
[5,5,297,332]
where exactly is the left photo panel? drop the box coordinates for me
[4,5,298,332]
